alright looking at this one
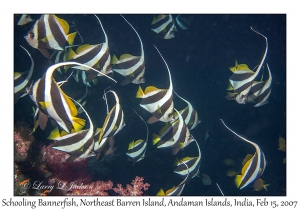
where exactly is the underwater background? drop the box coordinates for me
[14,14,286,196]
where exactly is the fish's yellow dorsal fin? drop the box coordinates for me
[111,54,119,65]
[181,156,193,162]
[173,158,179,166]
[14,72,22,78]
[120,54,133,61]
[235,175,242,188]
[76,44,93,54]
[241,155,254,175]
[66,32,77,46]
[152,133,160,145]
[165,186,176,195]
[54,14,69,34]
[227,83,234,91]
[95,127,102,135]
[156,188,165,196]
[144,86,160,94]
[134,139,144,146]
[136,86,144,98]
[47,127,60,140]
[60,129,68,137]
[151,16,157,25]
[236,64,251,71]
[128,140,135,150]
[72,116,86,132]
[156,15,165,22]
[242,154,253,165]
[65,47,77,61]
[229,60,238,72]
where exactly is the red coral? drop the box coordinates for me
[41,145,150,196]
[41,144,91,184]
[113,176,150,196]
[14,131,33,161]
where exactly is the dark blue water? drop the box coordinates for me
[14,14,286,196]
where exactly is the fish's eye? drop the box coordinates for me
[168,113,173,119]
[29,32,35,39]
[139,77,145,83]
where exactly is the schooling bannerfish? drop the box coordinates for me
[220,119,267,190]
[25,14,77,59]
[111,15,146,86]
[136,46,174,124]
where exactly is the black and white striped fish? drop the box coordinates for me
[93,136,116,161]
[111,15,145,86]
[14,45,34,104]
[48,97,95,162]
[126,110,148,164]
[151,14,176,39]
[157,161,189,196]
[174,15,190,31]
[66,14,112,83]
[96,90,125,143]
[17,14,34,26]
[220,119,267,189]
[228,27,268,104]
[247,64,272,107]
[136,46,174,124]
[153,108,194,155]
[24,14,77,59]
[174,139,201,182]
[27,61,116,133]
[173,91,201,130]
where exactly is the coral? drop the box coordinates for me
[14,163,30,196]
[14,131,32,162]
[113,176,150,196]
[37,144,150,196]
[41,144,91,184]
[14,121,35,162]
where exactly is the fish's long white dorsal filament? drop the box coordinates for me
[94,14,108,44]
[133,109,149,141]
[48,62,117,83]
[250,27,268,77]
[220,119,257,148]
[153,45,173,90]
[120,14,144,56]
